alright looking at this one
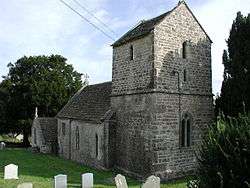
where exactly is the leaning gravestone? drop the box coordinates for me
[115,174,128,188]
[17,182,33,188]
[4,164,18,179]
[0,142,6,150]
[82,173,93,188]
[142,175,160,188]
[54,174,67,188]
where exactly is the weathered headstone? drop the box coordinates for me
[0,142,6,150]
[4,164,18,179]
[17,182,33,188]
[54,174,67,188]
[82,173,93,188]
[142,175,160,188]
[115,174,128,188]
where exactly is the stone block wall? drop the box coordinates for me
[112,34,154,96]
[57,118,107,168]
[153,3,212,95]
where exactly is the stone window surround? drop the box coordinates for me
[180,113,192,147]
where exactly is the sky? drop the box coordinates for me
[0,0,250,95]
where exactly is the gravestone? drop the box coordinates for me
[142,175,160,188]
[4,164,18,179]
[82,173,93,188]
[0,142,6,150]
[54,174,67,188]
[17,182,33,188]
[115,174,128,188]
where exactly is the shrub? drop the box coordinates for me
[196,115,250,188]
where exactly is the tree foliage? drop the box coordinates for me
[0,55,84,145]
[194,115,250,188]
[216,12,250,117]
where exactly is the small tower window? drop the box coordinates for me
[181,113,192,147]
[130,45,134,60]
[182,42,187,59]
[95,133,99,158]
[75,126,80,150]
[184,69,187,82]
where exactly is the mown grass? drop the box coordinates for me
[0,149,187,188]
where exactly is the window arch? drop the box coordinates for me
[180,113,192,147]
[95,133,99,158]
[75,126,80,150]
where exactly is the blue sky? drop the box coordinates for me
[0,0,249,94]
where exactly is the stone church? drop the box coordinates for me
[35,1,214,180]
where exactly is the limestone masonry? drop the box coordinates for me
[32,1,213,180]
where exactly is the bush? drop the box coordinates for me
[196,115,250,188]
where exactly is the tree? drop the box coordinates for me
[0,55,85,146]
[217,12,250,116]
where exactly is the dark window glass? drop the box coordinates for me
[130,45,134,60]
[184,69,187,82]
[34,128,37,144]
[181,119,186,147]
[76,126,80,150]
[187,119,191,146]
[62,123,66,136]
[183,42,187,59]
[95,134,99,158]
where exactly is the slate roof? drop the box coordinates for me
[57,82,112,123]
[34,117,58,143]
[112,1,212,47]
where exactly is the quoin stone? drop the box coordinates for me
[115,174,128,188]
[54,174,67,188]
[82,173,94,188]
[4,164,18,179]
[142,176,160,188]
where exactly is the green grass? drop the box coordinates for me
[0,149,187,188]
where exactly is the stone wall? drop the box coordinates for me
[112,34,154,96]
[111,93,155,178]
[57,118,107,168]
[151,93,213,179]
[31,117,58,154]
[153,3,212,95]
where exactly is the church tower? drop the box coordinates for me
[111,1,213,179]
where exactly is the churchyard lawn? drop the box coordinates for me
[0,149,187,188]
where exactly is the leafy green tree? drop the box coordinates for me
[218,12,250,116]
[194,115,250,188]
[0,55,84,146]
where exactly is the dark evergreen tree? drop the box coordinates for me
[218,12,250,116]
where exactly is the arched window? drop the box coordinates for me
[95,134,99,158]
[182,42,187,59]
[130,45,134,60]
[75,126,80,150]
[181,113,192,147]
